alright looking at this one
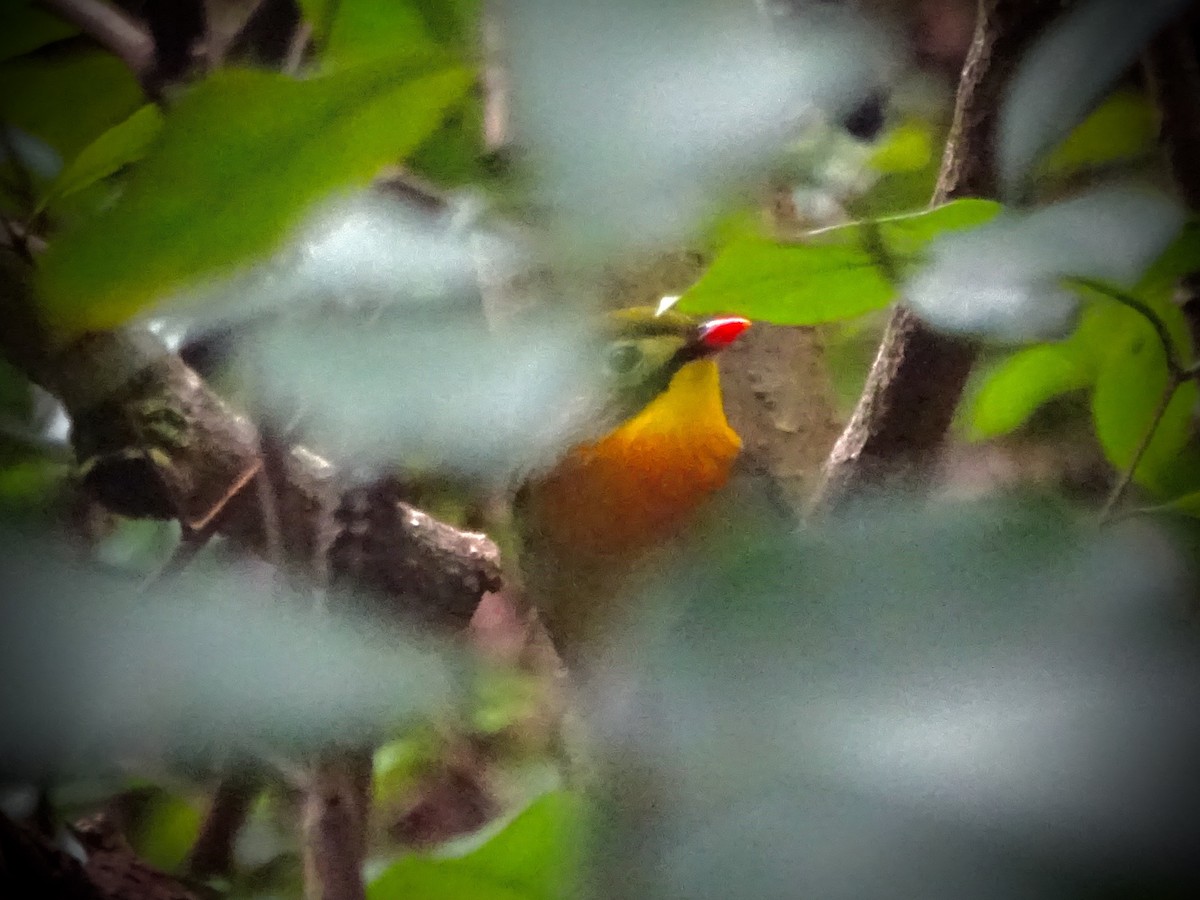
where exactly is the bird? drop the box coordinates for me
[514,306,759,665]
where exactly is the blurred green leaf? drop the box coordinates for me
[1160,489,1200,518]
[38,104,163,213]
[410,0,480,49]
[368,791,581,900]
[410,92,486,186]
[968,343,1093,440]
[297,0,338,43]
[131,791,203,872]
[1042,90,1155,175]
[1137,220,1200,297]
[0,41,143,161]
[0,3,78,62]
[375,729,441,803]
[1091,294,1197,493]
[36,57,473,333]
[869,119,934,175]
[323,0,439,65]
[678,199,1001,325]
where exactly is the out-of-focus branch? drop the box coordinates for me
[303,750,372,900]
[184,769,263,882]
[35,0,155,80]
[810,0,1069,514]
[0,250,502,630]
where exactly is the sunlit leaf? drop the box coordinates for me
[38,104,164,213]
[0,41,143,161]
[0,2,78,62]
[36,57,473,333]
[999,0,1190,196]
[368,791,582,900]
[967,343,1092,440]
[678,199,1000,325]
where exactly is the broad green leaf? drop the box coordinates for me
[410,92,487,186]
[968,343,1093,440]
[1091,298,1196,493]
[323,0,439,64]
[38,105,164,212]
[368,791,582,900]
[1043,90,1155,175]
[0,41,143,161]
[0,3,78,62]
[37,58,473,333]
[1161,489,1200,518]
[678,199,1002,325]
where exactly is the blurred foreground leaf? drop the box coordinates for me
[0,41,142,163]
[368,791,582,900]
[999,0,1190,196]
[590,500,1200,900]
[0,533,455,776]
[678,199,1000,325]
[36,57,472,333]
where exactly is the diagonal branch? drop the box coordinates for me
[810,0,1070,514]
[0,250,502,631]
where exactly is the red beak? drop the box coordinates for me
[696,316,751,352]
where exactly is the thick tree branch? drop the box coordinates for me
[0,252,502,630]
[810,0,1069,514]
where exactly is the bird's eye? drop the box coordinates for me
[606,342,642,375]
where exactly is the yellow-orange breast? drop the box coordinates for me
[522,358,741,581]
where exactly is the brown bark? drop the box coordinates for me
[810,0,1070,513]
[302,750,373,900]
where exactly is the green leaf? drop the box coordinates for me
[1161,489,1200,518]
[322,0,439,64]
[968,343,1093,440]
[368,791,582,900]
[130,792,203,872]
[36,57,473,333]
[1091,301,1197,494]
[0,3,78,63]
[869,119,934,175]
[1042,90,1155,175]
[38,104,164,213]
[678,199,1002,325]
[0,41,143,161]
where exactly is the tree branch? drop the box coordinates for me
[810,0,1069,514]
[303,750,372,900]
[0,252,502,631]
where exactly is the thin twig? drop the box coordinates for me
[284,21,312,76]
[1099,372,1182,522]
[35,0,155,80]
